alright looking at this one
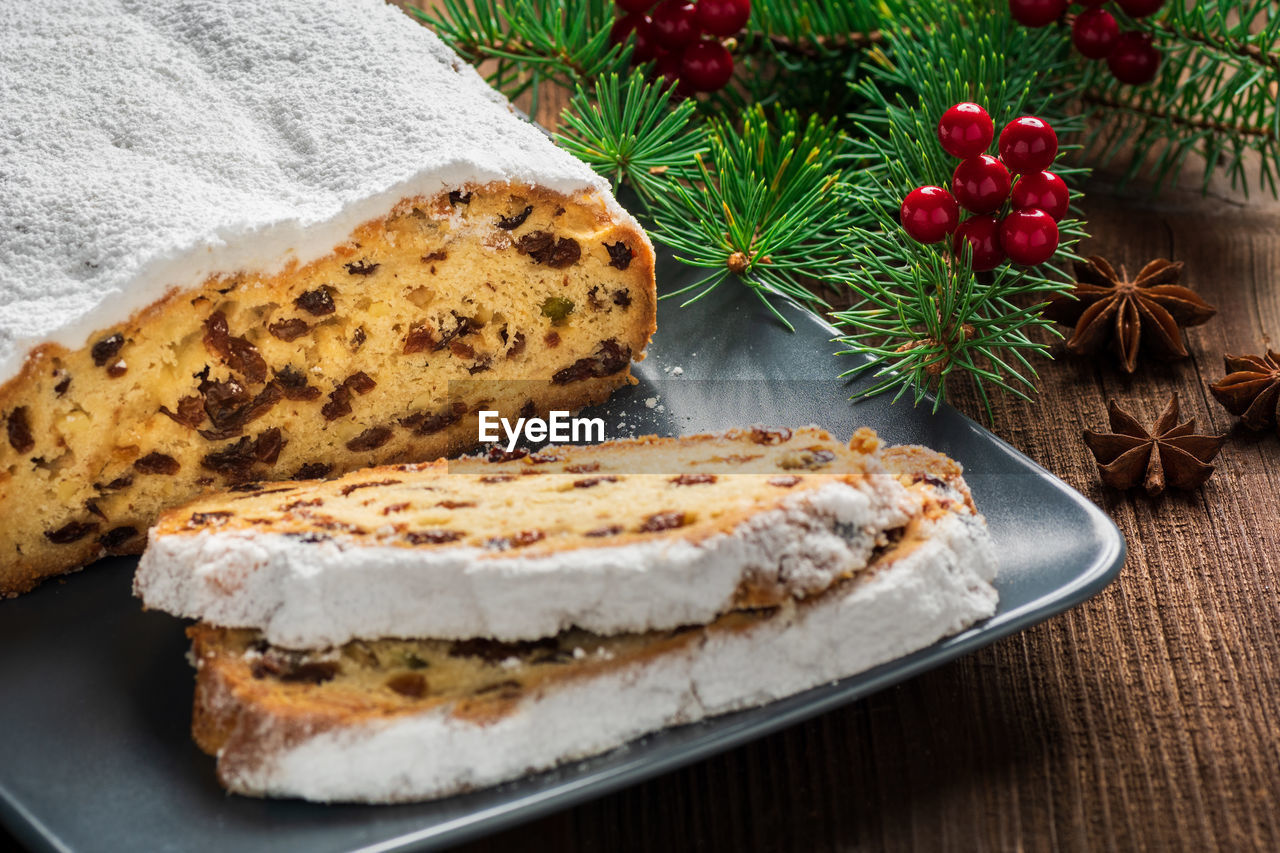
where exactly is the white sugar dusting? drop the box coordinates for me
[135,479,927,647]
[0,0,635,383]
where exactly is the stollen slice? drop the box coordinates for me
[135,427,966,647]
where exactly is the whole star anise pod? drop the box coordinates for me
[1209,348,1280,436]
[1083,393,1225,496]
[1044,256,1217,373]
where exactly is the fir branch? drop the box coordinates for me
[833,222,1075,412]
[410,0,628,109]
[1148,3,1280,73]
[1081,0,1280,196]
[642,106,854,329]
[557,75,849,328]
[419,0,893,118]
[832,0,1088,414]
[746,0,899,47]
[731,0,903,115]
[555,74,709,199]
[1082,91,1275,141]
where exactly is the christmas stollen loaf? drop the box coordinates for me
[139,427,999,802]
[0,0,654,595]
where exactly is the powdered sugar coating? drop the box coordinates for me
[0,0,631,384]
[210,513,999,803]
[136,477,921,646]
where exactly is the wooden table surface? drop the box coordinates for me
[451,97,1280,852]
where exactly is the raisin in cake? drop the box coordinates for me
[135,427,944,646]
[183,447,997,803]
[0,0,655,595]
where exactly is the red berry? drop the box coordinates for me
[633,18,661,62]
[617,0,658,12]
[1008,0,1067,27]
[900,187,960,244]
[1011,171,1070,221]
[999,209,1059,265]
[650,0,701,50]
[999,116,1058,174]
[611,13,640,43]
[951,155,1012,215]
[937,103,994,160]
[1107,32,1161,84]
[1072,8,1119,59]
[953,216,1006,271]
[680,39,734,91]
[1116,0,1165,18]
[1075,0,1106,6]
[656,49,683,88]
[612,14,662,63]
[694,0,750,36]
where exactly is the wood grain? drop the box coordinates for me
[448,119,1280,852]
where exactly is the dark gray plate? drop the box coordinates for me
[0,247,1124,852]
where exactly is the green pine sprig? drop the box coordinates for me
[748,0,894,45]
[555,74,709,200]
[409,0,626,117]
[834,221,1078,413]
[1080,0,1280,196]
[831,0,1089,414]
[727,0,901,117]
[642,106,853,328]
[556,72,854,328]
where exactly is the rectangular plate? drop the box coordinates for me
[0,245,1124,852]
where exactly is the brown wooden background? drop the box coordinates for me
[448,80,1280,853]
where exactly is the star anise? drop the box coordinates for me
[1083,393,1225,496]
[1209,348,1280,436]
[1044,256,1216,373]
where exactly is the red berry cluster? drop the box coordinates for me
[1009,0,1164,85]
[611,0,749,94]
[900,103,1068,270]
